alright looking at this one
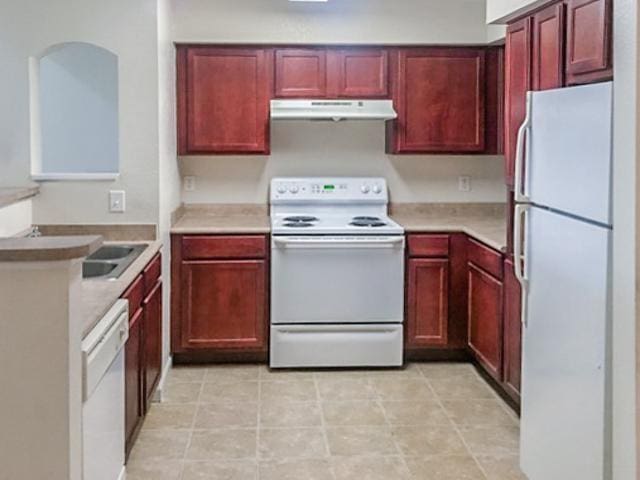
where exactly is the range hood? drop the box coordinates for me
[270,99,397,122]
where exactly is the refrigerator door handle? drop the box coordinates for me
[514,204,529,326]
[514,92,533,203]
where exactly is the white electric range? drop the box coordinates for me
[269,177,405,368]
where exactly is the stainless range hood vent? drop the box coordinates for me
[270,99,397,122]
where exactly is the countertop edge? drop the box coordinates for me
[0,235,103,262]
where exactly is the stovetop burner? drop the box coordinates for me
[352,216,382,222]
[283,216,319,223]
[284,222,314,228]
[350,218,388,227]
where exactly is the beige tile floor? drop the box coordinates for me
[127,362,526,480]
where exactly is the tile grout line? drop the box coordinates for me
[178,378,205,480]
[313,371,337,479]
[419,368,490,480]
[256,366,262,480]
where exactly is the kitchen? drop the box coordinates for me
[0,0,635,479]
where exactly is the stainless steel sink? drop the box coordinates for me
[83,244,147,280]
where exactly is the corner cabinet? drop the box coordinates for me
[171,235,269,361]
[177,46,273,155]
[387,48,486,154]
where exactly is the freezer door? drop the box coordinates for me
[526,82,612,225]
[521,206,611,480]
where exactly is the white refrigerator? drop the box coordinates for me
[513,82,613,480]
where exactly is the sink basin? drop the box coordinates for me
[82,244,148,280]
[83,261,118,278]
[87,245,135,261]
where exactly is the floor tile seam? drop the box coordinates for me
[180,381,205,468]
[313,370,336,477]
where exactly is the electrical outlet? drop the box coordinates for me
[109,190,126,213]
[184,176,196,192]
[458,176,471,192]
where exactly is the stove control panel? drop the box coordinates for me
[271,177,388,203]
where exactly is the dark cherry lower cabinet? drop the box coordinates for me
[503,258,523,402]
[121,253,162,459]
[171,235,269,359]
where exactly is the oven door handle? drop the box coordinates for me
[273,237,405,249]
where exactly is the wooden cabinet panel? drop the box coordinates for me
[566,0,612,84]
[503,258,522,403]
[182,235,267,260]
[143,280,162,411]
[389,48,486,153]
[407,259,449,347]
[143,253,161,296]
[533,3,565,90]
[327,48,388,98]
[122,274,144,321]
[181,260,267,350]
[124,307,143,458]
[468,263,503,381]
[504,18,532,187]
[407,234,450,258]
[177,47,271,154]
[467,238,503,280]
[275,48,327,98]
[484,46,505,155]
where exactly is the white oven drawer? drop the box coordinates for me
[271,235,405,325]
[270,324,403,368]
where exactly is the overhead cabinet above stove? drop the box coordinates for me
[176,45,504,156]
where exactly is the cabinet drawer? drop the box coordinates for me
[467,238,503,279]
[408,234,450,257]
[122,274,144,320]
[182,235,267,260]
[143,253,161,296]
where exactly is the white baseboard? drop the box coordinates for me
[152,355,173,403]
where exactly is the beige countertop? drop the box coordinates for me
[171,204,270,234]
[390,203,508,252]
[0,235,103,262]
[0,186,39,208]
[81,240,162,338]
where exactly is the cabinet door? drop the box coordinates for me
[565,0,612,85]
[327,48,388,98]
[181,260,267,350]
[504,18,532,187]
[503,258,522,403]
[468,263,503,381]
[389,48,486,153]
[177,47,271,154]
[143,281,162,411]
[484,46,505,155]
[532,3,565,91]
[275,48,327,98]
[406,258,449,347]
[124,307,143,458]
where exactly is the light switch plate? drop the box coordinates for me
[109,190,126,213]
[184,176,197,192]
[458,176,471,192]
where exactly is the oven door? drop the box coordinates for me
[271,235,405,325]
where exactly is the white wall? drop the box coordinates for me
[0,0,160,224]
[0,200,32,237]
[182,122,505,204]
[486,0,547,23]
[612,1,638,477]
[173,0,493,45]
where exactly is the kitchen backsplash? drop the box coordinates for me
[179,121,506,204]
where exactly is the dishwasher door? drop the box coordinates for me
[271,235,405,325]
[82,300,128,480]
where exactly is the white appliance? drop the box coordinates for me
[82,299,129,480]
[270,177,405,368]
[513,82,613,480]
[270,99,397,121]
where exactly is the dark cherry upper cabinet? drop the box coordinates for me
[468,262,504,381]
[565,0,612,85]
[532,2,565,90]
[327,49,389,98]
[143,280,162,411]
[177,46,272,155]
[406,258,449,347]
[275,48,327,98]
[504,18,532,187]
[388,48,486,154]
[503,258,522,403]
[484,47,505,155]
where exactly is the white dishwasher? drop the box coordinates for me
[82,299,129,480]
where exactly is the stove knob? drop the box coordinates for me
[289,185,299,194]
[361,185,370,194]
[372,185,383,194]
[277,185,287,194]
